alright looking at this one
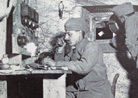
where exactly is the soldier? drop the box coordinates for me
[42,18,113,98]
[111,2,138,68]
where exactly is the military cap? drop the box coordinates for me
[64,18,89,33]
[112,2,134,17]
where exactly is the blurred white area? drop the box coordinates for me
[24,42,37,57]
[98,31,104,37]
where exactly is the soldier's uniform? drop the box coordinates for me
[55,18,114,98]
[112,2,138,68]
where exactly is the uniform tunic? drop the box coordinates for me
[124,13,138,68]
[125,13,138,58]
[55,38,113,98]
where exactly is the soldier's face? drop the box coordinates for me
[65,31,81,46]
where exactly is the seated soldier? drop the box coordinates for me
[42,18,114,98]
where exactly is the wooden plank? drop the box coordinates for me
[43,74,66,98]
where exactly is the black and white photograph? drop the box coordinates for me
[0,0,138,98]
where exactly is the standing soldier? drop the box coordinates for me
[112,2,138,68]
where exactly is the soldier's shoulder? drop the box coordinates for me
[85,41,100,49]
[88,41,99,46]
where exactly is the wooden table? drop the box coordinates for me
[0,69,71,98]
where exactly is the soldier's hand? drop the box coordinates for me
[41,57,56,67]
[57,37,66,47]
[56,37,66,53]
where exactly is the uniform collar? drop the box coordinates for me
[75,38,89,50]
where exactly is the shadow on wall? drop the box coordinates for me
[110,23,138,98]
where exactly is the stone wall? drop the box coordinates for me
[104,53,130,98]
[36,0,75,52]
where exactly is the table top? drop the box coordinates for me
[0,69,72,76]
